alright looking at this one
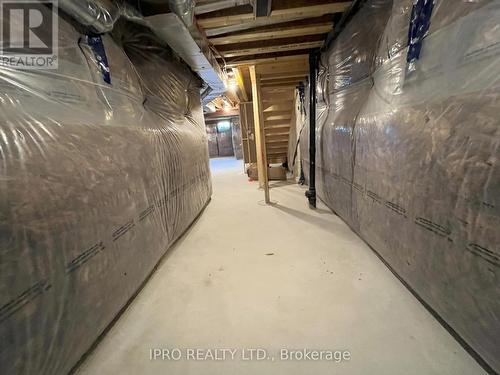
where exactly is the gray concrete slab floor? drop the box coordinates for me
[76,157,486,375]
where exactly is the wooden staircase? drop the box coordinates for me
[249,59,309,202]
[252,60,308,165]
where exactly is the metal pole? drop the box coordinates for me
[305,51,318,208]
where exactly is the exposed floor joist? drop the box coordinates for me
[202,6,348,36]
[260,72,309,81]
[199,1,339,168]
[198,2,351,29]
[221,41,323,57]
[224,54,308,68]
[258,60,309,75]
[209,23,333,45]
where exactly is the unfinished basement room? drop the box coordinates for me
[0,0,499,374]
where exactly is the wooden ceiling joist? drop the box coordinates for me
[220,41,322,57]
[203,6,348,36]
[261,83,300,90]
[260,72,308,81]
[260,78,305,86]
[209,23,333,45]
[224,54,308,68]
[257,59,309,74]
[261,89,296,96]
[198,2,351,29]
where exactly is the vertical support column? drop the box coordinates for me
[305,52,318,208]
[249,65,270,204]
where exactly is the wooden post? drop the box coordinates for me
[249,65,270,204]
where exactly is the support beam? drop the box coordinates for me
[234,67,248,101]
[249,65,270,204]
[220,41,323,57]
[254,0,272,17]
[209,23,333,45]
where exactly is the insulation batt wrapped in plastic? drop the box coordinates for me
[302,0,500,371]
[0,8,211,375]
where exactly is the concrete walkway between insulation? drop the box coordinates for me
[76,157,486,375]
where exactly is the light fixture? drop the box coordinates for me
[228,79,238,92]
[225,68,238,92]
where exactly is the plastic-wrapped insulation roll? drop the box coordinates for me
[0,8,211,375]
[301,0,500,372]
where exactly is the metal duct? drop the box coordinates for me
[146,0,227,107]
[168,0,196,26]
[58,0,119,33]
[58,0,226,107]
[195,0,252,15]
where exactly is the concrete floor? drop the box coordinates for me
[76,157,486,375]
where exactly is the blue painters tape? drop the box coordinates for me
[407,0,435,67]
[87,35,111,84]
